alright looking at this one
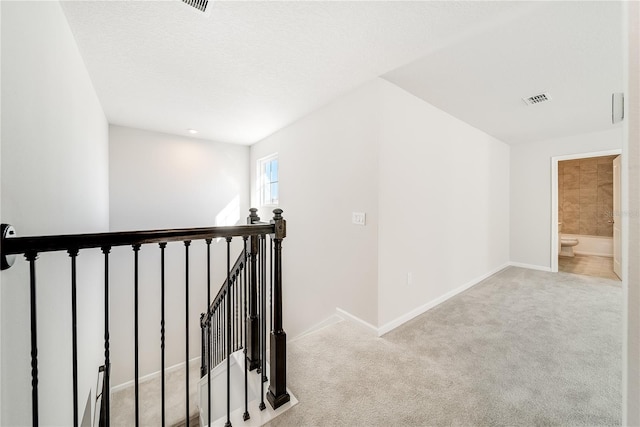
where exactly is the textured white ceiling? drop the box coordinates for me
[60,1,623,146]
[383,1,624,145]
[60,0,538,145]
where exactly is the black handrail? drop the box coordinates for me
[1,224,274,256]
[1,208,289,426]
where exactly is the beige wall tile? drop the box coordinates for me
[598,164,614,185]
[564,189,580,212]
[580,158,598,172]
[564,172,580,190]
[563,217,579,234]
[597,205,614,225]
[597,224,614,237]
[580,187,597,204]
[598,185,613,205]
[580,171,597,189]
[580,220,598,236]
[558,155,616,238]
[597,155,616,164]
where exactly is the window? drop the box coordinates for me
[258,154,279,206]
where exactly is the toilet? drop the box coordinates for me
[558,222,579,257]
[560,237,579,257]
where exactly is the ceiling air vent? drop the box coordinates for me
[182,0,209,14]
[522,92,551,106]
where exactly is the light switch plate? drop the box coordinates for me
[352,212,366,226]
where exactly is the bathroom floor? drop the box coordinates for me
[558,255,620,281]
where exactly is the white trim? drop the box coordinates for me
[288,314,344,343]
[296,262,558,343]
[335,308,378,335]
[110,356,201,393]
[377,263,510,336]
[550,149,622,273]
[508,261,552,272]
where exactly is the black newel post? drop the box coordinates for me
[266,209,290,410]
[247,208,261,370]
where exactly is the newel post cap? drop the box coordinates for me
[271,209,286,239]
[248,207,260,224]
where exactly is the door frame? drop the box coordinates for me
[550,148,623,273]
[613,155,622,278]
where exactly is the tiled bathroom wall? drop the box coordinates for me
[558,155,616,236]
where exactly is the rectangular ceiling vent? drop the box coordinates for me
[182,0,209,14]
[522,92,551,106]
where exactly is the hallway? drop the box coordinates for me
[267,267,622,426]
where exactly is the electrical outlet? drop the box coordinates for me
[352,212,366,226]
[407,272,413,286]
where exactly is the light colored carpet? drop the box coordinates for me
[266,267,622,427]
[110,361,200,426]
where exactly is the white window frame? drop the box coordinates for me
[257,153,279,207]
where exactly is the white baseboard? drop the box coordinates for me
[289,314,344,343]
[291,262,558,343]
[335,308,378,335]
[508,261,552,272]
[111,356,201,393]
[376,262,510,337]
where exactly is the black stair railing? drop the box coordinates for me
[0,208,289,427]
[199,208,290,424]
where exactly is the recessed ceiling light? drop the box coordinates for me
[188,129,198,135]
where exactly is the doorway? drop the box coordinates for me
[551,149,622,278]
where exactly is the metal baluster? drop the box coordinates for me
[216,302,220,366]
[200,314,206,376]
[225,237,232,427]
[230,286,233,354]
[184,240,191,425]
[247,232,260,371]
[236,268,240,350]
[233,273,237,351]
[243,237,250,421]
[259,235,266,411]
[206,238,212,427]
[270,236,273,334]
[240,260,244,349]
[262,236,268,383]
[101,246,112,426]
[224,295,226,359]
[159,242,167,427]
[68,248,80,427]
[25,251,39,426]
[214,303,218,366]
[213,305,220,366]
[133,244,141,427]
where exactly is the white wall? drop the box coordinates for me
[377,80,510,327]
[510,128,623,269]
[250,81,380,338]
[1,2,109,425]
[1,1,4,418]
[249,78,511,336]
[108,125,249,386]
[623,1,640,424]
